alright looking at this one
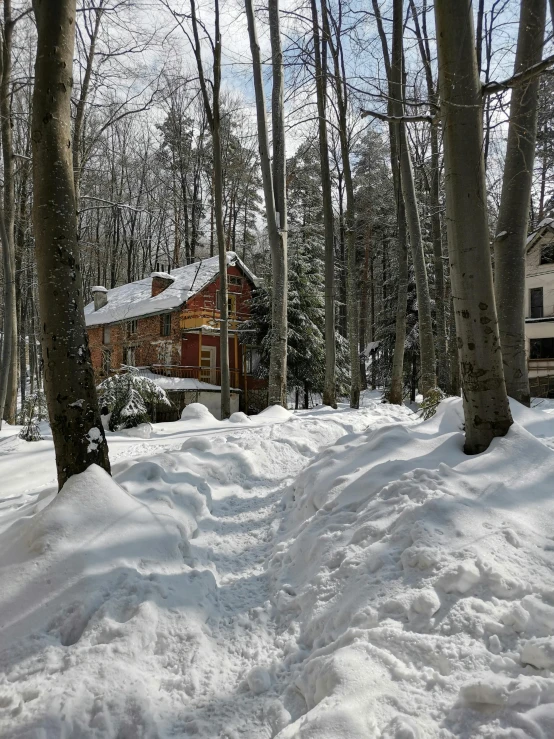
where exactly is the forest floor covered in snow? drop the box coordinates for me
[1,393,554,738]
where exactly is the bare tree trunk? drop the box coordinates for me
[410,0,448,390]
[434,0,513,453]
[268,0,288,407]
[327,0,360,408]
[372,0,408,406]
[391,0,436,398]
[32,0,111,488]
[0,0,18,425]
[189,0,230,418]
[0,209,14,428]
[494,0,546,407]
[311,0,336,408]
[245,0,287,407]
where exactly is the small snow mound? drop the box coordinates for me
[181,436,213,452]
[424,396,464,433]
[119,422,152,439]
[521,638,554,669]
[229,411,250,424]
[257,404,292,421]
[181,402,217,422]
[246,666,271,694]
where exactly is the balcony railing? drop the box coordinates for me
[528,358,554,377]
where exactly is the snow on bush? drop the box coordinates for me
[180,402,216,423]
[269,397,554,738]
[97,366,172,430]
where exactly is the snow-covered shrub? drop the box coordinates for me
[419,387,447,420]
[97,366,172,431]
[18,391,47,441]
[18,390,48,424]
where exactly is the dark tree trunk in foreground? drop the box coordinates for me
[494,0,546,407]
[0,0,18,425]
[435,0,512,453]
[32,0,111,488]
[311,0,336,408]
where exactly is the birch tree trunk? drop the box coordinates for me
[434,0,513,453]
[311,0,336,408]
[189,0,230,419]
[493,0,546,407]
[0,0,18,425]
[32,0,111,488]
[245,0,287,407]
[268,0,288,407]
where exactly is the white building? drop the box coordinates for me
[525,218,554,396]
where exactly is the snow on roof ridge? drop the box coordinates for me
[526,217,554,246]
[84,252,257,327]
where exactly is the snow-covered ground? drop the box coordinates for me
[1,394,554,738]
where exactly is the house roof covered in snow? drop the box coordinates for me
[526,217,554,248]
[84,252,258,327]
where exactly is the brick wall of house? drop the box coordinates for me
[88,310,181,379]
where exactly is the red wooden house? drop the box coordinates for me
[84,253,266,418]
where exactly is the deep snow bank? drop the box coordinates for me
[270,398,554,738]
[0,398,412,737]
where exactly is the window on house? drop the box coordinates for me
[101,349,111,375]
[246,349,261,374]
[530,338,554,359]
[530,287,544,318]
[103,326,111,344]
[228,275,242,288]
[126,319,138,336]
[160,313,171,336]
[216,291,237,315]
[540,244,554,265]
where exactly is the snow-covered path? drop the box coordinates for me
[6,396,554,737]
[0,397,415,738]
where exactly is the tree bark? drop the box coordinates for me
[327,0,360,408]
[372,0,408,406]
[493,0,546,407]
[434,0,513,453]
[245,0,288,407]
[391,0,436,399]
[267,0,288,407]
[410,0,448,390]
[32,0,111,487]
[311,0,336,408]
[189,0,230,418]
[0,0,18,425]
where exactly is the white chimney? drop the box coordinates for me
[91,286,108,311]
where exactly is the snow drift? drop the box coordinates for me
[269,398,554,738]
